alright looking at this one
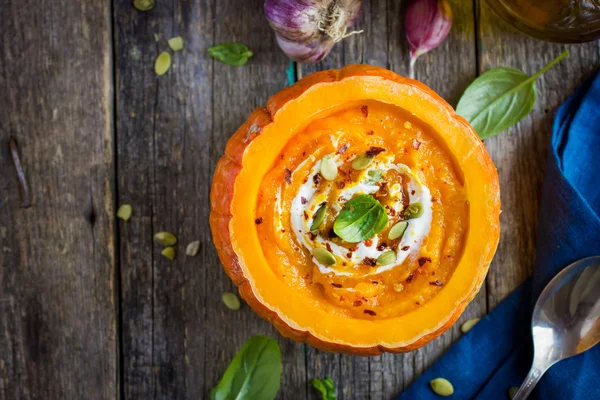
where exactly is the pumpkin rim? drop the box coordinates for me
[210,64,500,355]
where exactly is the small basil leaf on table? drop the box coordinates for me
[333,194,388,242]
[312,377,337,400]
[208,43,253,66]
[211,335,282,400]
[456,50,568,139]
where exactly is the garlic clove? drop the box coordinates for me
[404,0,452,74]
[264,0,362,64]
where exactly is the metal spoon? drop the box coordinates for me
[513,256,600,400]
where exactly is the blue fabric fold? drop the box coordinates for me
[398,70,600,400]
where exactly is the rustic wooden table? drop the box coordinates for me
[0,0,598,399]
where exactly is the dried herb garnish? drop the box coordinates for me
[301,197,307,204]
[406,273,415,282]
[418,257,432,266]
[401,246,410,251]
[429,280,443,286]
[361,105,368,117]
[364,309,376,316]
[313,173,322,185]
[255,217,264,224]
[284,168,292,184]
[366,146,385,157]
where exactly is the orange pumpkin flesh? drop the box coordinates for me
[210,65,500,355]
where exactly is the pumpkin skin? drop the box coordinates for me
[210,65,500,355]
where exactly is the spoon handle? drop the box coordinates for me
[512,366,546,400]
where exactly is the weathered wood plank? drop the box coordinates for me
[0,1,117,399]
[115,0,305,398]
[477,1,600,309]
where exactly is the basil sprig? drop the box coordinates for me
[208,43,253,66]
[456,50,568,139]
[312,377,337,400]
[211,335,282,400]
[333,194,388,242]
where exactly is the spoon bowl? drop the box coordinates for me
[513,256,600,399]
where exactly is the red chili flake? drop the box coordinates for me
[337,143,349,154]
[349,205,355,210]
[302,152,306,156]
[431,197,438,202]
[418,257,432,267]
[372,281,379,285]
[364,309,377,316]
[363,257,377,266]
[401,246,410,251]
[255,217,263,224]
[280,154,284,160]
[387,207,397,217]
[281,229,286,233]
[366,130,374,135]
[366,146,385,158]
[340,296,345,301]
[303,211,309,221]
[313,173,321,185]
[308,232,317,240]
[284,168,292,184]
[336,181,346,189]
[303,273,310,279]
[406,273,415,283]
[353,299,363,307]
[412,139,421,150]
[429,280,444,286]
[364,239,373,247]
[301,197,308,204]
[377,242,387,251]
[411,190,416,195]
[326,243,333,252]
[331,283,343,288]
[361,105,369,117]
[349,246,358,252]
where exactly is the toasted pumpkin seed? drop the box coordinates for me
[310,205,327,231]
[154,231,177,246]
[376,250,396,266]
[320,155,338,181]
[168,36,184,51]
[507,386,519,399]
[186,240,201,257]
[430,378,454,397]
[388,221,408,240]
[117,204,132,221]
[222,292,241,310]
[351,154,374,170]
[161,247,175,260]
[134,0,154,11]
[461,318,481,333]
[393,283,404,292]
[404,202,424,219]
[154,52,171,75]
[313,247,336,266]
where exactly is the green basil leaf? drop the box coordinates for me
[211,335,282,400]
[456,50,568,139]
[333,194,388,242]
[208,43,253,66]
[312,377,337,400]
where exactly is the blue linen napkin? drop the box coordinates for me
[398,70,600,400]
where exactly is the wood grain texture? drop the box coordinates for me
[0,0,117,399]
[477,1,600,309]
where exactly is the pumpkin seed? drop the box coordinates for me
[134,0,154,11]
[320,155,338,181]
[161,247,175,260]
[393,283,404,292]
[507,386,519,399]
[313,247,336,266]
[154,52,171,76]
[404,202,424,219]
[168,36,184,51]
[186,240,201,257]
[351,154,374,170]
[117,204,132,221]
[310,205,327,231]
[154,231,177,246]
[376,250,396,266]
[388,221,408,240]
[461,318,481,333]
[222,292,241,310]
[430,378,454,397]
